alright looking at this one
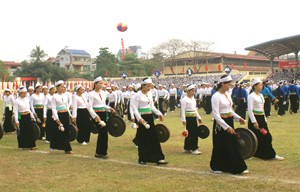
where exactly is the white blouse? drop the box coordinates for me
[51,93,70,121]
[43,94,53,118]
[88,90,111,110]
[129,92,138,120]
[108,91,118,107]
[247,92,266,123]
[158,89,168,99]
[72,94,97,118]
[3,95,15,113]
[13,97,34,123]
[151,88,158,102]
[169,88,177,97]
[180,96,201,121]
[132,91,162,121]
[211,91,241,130]
[30,93,45,114]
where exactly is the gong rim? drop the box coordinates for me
[197,125,210,139]
[155,124,170,143]
[236,128,258,160]
[69,124,78,142]
[32,122,41,141]
[106,115,126,137]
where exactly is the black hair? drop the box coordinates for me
[216,75,231,91]
[34,85,41,93]
[251,82,261,93]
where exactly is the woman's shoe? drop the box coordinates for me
[156,160,169,165]
[138,161,147,165]
[95,153,108,159]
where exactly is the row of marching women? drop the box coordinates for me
[1,76,298,174]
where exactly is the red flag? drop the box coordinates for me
[218,64,221,71]
[244,61,247,69]
[205,64,208,72]
[3,74,6,81]
[193,65,197,73]
[121,38,125,62]
[231,63,234,69]
[182,66,185,73]
[15,81,18,90]
[105,69,108,77]
[128,70,131,76]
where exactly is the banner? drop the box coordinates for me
[279,61,300,69]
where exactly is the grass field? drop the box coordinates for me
[0,101,300,192]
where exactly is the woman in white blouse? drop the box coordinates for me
[181,84,202,155]
[88,77,114,159]
[13,87,37,150]
[51,80,73,154]
[247,79,284,160]
[210,75,248,174]
[30,83,45,140]
[72,84,97,145]
[132,77,168,165]
[43,85,56,143]
[3,88,15,133]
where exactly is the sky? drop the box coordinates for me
[0,0,299,61]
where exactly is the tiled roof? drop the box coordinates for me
[3,61,21,67]
[65,49,90,56]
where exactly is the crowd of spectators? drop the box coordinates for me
[108,73,246,88]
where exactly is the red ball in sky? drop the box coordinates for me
[117,22,128,32]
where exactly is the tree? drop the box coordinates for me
[151,39,186,74]
[94,48,118,77]
[141,53,164,76]
[185,40,214,72]
[30,45,48,62]
[14,60,72,81]
[120,54,142,77]
[0,60,11,81]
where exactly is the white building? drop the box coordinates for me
[57,49,96,72]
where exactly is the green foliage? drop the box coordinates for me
[14,60,72,81]
[141,53,164,76]
[30,45,48,62]
[0,60,12,81]
[95,47,164,77]
[94,47,118,78]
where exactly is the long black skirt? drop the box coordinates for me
[205,96,212,114]
[248,115,276,159]
[277,97,285,116]
[290,95,298,113]
[184,117,199,151]
[169,96,176,111]
[17,114,36,149]
[158,98,166,114]
[35,108,45,139]
[95,111,108,156]
[127,100,132,121]
[264,97,271,117]
[236,99,247,119]
[210,116,247,174]
[45,109,55,142]
[76,108,91,143]
[50,112,72,152]
[137,114,165,163]
[3,107,15,132]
